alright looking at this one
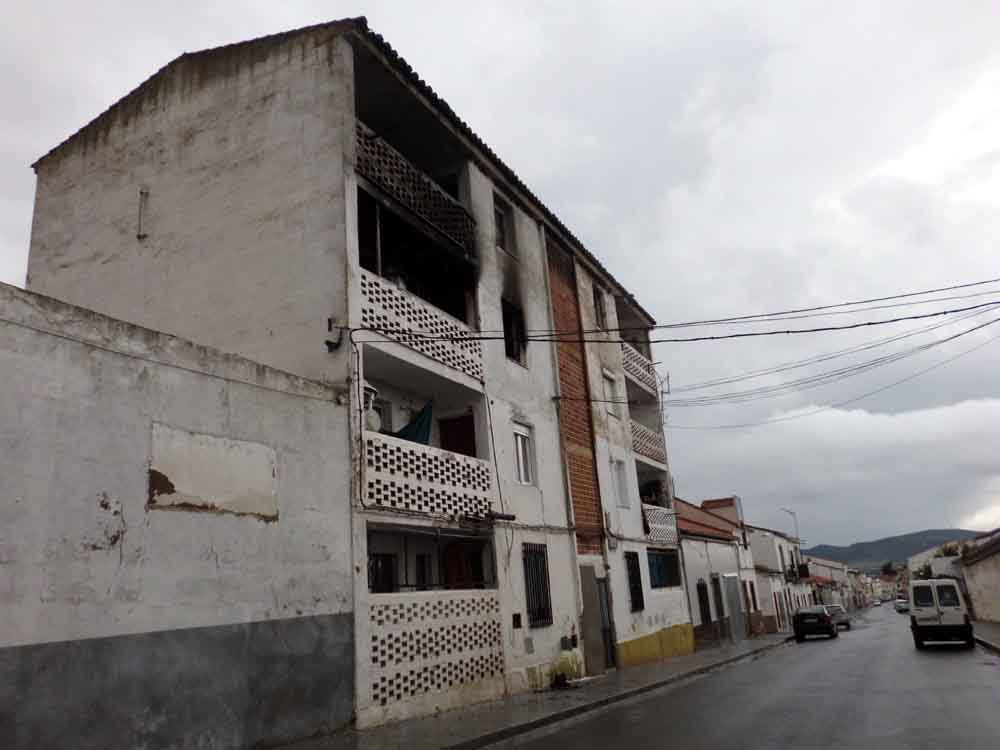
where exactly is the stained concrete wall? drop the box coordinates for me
[27,29,356,384]
[0,283,354,748]
[965,553,1000,623]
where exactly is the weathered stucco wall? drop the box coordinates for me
[965,554,1000,622]
[27,29,355,384]
[0,283,354,748]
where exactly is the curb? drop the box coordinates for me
[974,635,1000,655]
[443,636,793,749]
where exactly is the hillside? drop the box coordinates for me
[803,529,981,571]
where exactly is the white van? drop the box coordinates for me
[909,578,974,650]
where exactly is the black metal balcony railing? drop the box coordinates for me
[356,122,477,254]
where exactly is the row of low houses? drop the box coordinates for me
[0,17,872,750]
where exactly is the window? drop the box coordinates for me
[513,424,535,485]
[369,553,397,593]
[613,459,630,508]
[648,549,681,588]
[749,580,759,611]
[603,372,620,418]
[502,298,527,364]
[937,585,960,607]
[913,585,934,608]
[494,194,515,255]
[625,551,645,611]
[523,544,552,626]
[593,284,607,329]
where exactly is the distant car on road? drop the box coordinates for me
[872,600,881,606]
[895,598,910,613]
[910,579,974,650]
[826,604,852,630]
[793,606,838,642]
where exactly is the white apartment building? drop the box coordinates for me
[3,17,686,748]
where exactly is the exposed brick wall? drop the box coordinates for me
[547,245,603,555]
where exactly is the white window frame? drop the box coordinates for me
[513,423,536,485]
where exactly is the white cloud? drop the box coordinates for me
[3,1,1000,544]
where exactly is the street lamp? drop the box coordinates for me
[780,507,801,571]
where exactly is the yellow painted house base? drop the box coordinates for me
[616,623,695,668]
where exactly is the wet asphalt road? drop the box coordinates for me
[509,606,1000,750]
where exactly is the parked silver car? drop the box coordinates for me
[826,604,851,630]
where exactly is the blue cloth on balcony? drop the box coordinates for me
[394,401,433,445]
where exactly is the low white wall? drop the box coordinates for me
[0,283,353,646]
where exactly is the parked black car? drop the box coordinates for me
[793,605,838,642]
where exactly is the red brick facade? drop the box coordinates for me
[547,245,604,555]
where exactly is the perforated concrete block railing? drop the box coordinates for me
[363,430,493,519]
[622,342,658,394]
[368,590,504,707]
[643,503,678,545]
[360,270,484,381]
[631,419,668,465]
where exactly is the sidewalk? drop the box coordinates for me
[284,633,791,750]
[974,620,1000,653]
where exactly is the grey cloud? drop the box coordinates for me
[3,1,1000,544]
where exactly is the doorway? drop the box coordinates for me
[439,413,477,457]
[579,566,617,673]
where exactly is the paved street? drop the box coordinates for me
[507,607,1000,750]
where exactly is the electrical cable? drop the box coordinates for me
[348,299,1000,346]
[664,315,1000,407]
[671,306,995,393]
[664,331,1000,430]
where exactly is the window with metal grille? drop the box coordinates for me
[647,549,681,588]
[522,544,553,627]
[625,551,645,611]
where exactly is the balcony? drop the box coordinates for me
[356,122,476,254]
[365,589,504,718]
[622,342,658,395]
[631,419,667,466]
[642,503,678,545]
[360,269,484,381]
[363,430,494,520]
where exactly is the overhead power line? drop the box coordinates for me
[664,314,1000,407]
[670,306,995,393]
[664,331,1000,430]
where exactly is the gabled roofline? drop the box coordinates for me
[32,16,657,326]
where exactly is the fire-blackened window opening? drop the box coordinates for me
[625,551,645,611]
[358,186,476,323]
[523,543,553,627]
[367,526,496,593]
[503,298,527,364]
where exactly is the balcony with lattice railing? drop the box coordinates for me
[631,419,668,466]
[363,430,494,520]
[360,269,484,381]
[642,503,678,546]
[622,342,658,395]
[356,122,476,254]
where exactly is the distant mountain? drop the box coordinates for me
[803,529,981,572]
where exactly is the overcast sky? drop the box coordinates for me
[3,2,1000,545]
